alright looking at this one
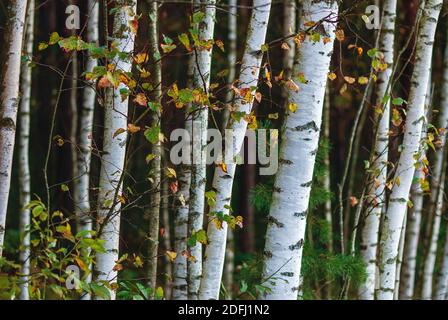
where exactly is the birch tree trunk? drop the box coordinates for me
[433,38,448,300]
[146,0,162,294]
[282,0,296,96]
[394,214,407,299]
[74,0,99,234]
[358,0,397,300]
[199,0,272,300]
[172,56,194,300]
[223,0,238,298]
[75,0,99,300]
[188,0,217,300]
[94,0,136,300]
[17,0,35,300]
[260,0,339,300]
[0,0,28,256]
[400,164,425,299]
[377,0,442,300]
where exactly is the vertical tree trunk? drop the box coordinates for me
[422,153,447,299]
[199,0,272,300]
[281,0,296,98]
[0,0,28,256]
[94,0,137,300]
[394,213,407,299]
[17,0,35,300]
[323,86,333,254]
[172,55,194,300]
[222,0,238,298]
[75,0,99,300]
[260,0,339,300]
[359,0,397,300]
[377,0,442,300]
[188,0,216,300]
[146,0,162,294]
[75,0,99,234]
[160,178,172,299]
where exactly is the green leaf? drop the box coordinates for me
[91,283,111,300]
[192,11,205,24]
[144,126,160,144]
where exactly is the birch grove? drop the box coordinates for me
[358,0,397,300]
[377,0,443,300]
[3,0,448,302]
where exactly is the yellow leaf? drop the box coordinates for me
[289,102,298,113]
[166,167,177,178]
[335,29,345,41]
[358,77,369,85]
[344,76,356,84]
[113,128,126,139]
[166,251,177,262]
[134,53,149,64]
[328,72,337,81]
[127,123,141,133]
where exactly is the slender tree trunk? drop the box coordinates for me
[146,0,162,294]
[422,151,447,299]
[400,166,425,299]
[17,0,35,300]
[74,0,99,300]
[94,0,137,300]
[188,0,217,300]
[394,213,407,299]
[358,0,397,300]
[172,56,194,300]
[377,0,442,300]
[323,86,333,254]
[281,0,296,99]
[221,0,237,130]
[0,0,28,256]
[222,0,238,298]
[160,178,172,299]
[199,0,272,300]
[75,0,99,234]
[260,0,339,300]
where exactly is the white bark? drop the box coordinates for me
[17,0,35,300]
[394,213,407,299]
[94,0,136,300]
[359,0,397,300]
[199,0,272,300]
[188,0,216,300]
[75,0,99,234]
[260,0,339,300]
[433,38,448,300]
[172,56,194,300]
[76,0,99,300]
[377,0,442,300]
[0,0,28,256]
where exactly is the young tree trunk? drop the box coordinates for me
[422,151,447,299]
[199,0,272,300]
[377,0,442,300]
[188,0,217,300]
[160,178,172,299]
[146,0,162,294]
[323,86,333,254]
[394,214,407,299]
[94,0,137,300]
[75,0,99,234]
[358,0,397,300]
[75,0,99,300]
[223,0,238,298]
[399,166,425,299]
[172,56,194,300]
[17,0,35,300]
[0,0,28,256]
[281,0,296,98]
[433,38,448,301]
[260,0,339,300]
